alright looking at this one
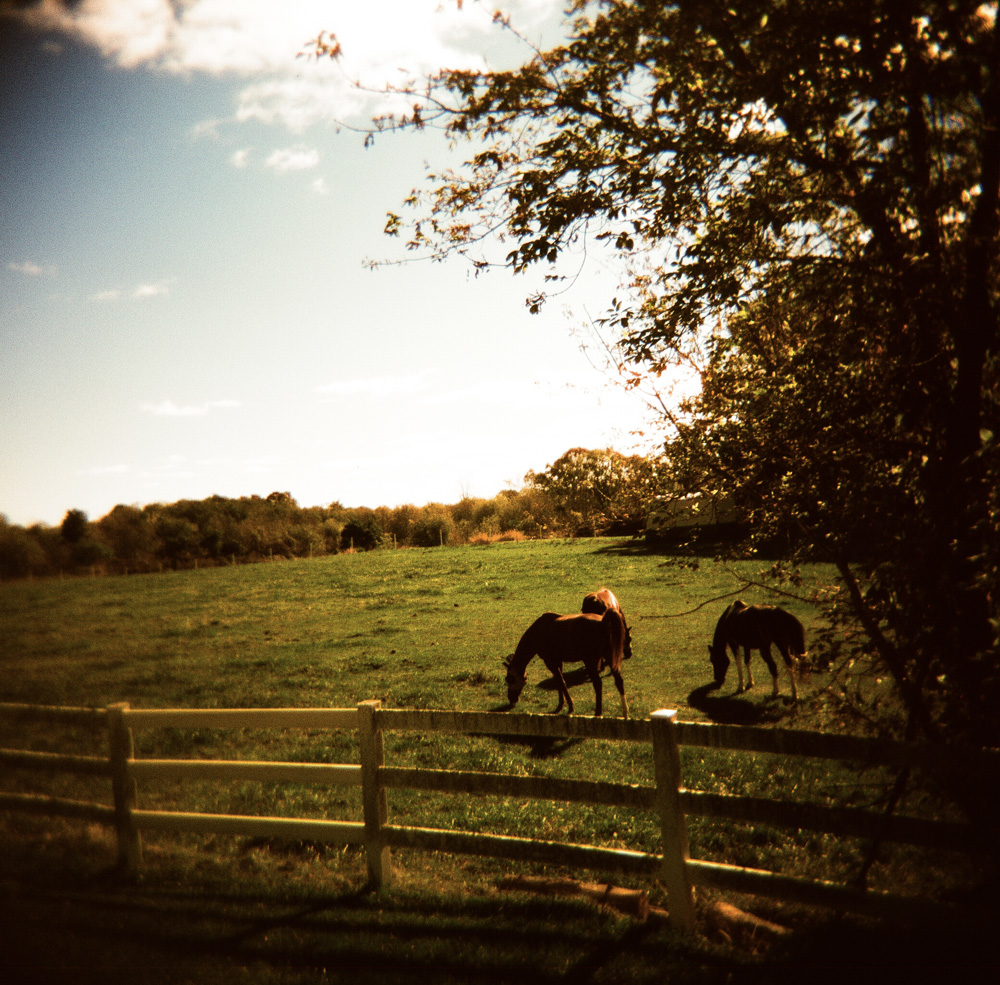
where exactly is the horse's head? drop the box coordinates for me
[504,655,527,706]
[708,642,730,686]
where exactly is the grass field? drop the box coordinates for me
[1,537,827,716]
[0,539,985,983]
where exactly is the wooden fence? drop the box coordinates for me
[1,700,994,931]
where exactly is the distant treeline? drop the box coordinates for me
[0,448,665,579]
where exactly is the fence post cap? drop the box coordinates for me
[650,709,678,721]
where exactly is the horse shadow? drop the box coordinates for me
[486,675,590,758]
[686,682,790,726]
[537,667,592,691]
[482,714,585,758]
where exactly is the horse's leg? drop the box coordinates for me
[551,667,574,714]
[553,685,565,713]
[779,646,799,701]
[555,676,572,714]
[610,669,629,719]
[732,646,745,692]
[743,647,754,691]
[589,669,604,716]
[760,645,780,697]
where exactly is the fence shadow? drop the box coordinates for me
[1,869,672,985]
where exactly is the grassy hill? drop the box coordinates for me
[2,540,984,984]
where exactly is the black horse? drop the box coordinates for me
[708,600,804,700]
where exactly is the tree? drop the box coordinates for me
[411,509,454,547]
[525,447,660,535]
[0,519,48,579]
[60,509,89,545]
[154,515,200,566]
[340,510,382,551]
[315,2,1000,756]
[97,504,160,569]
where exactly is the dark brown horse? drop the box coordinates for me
[708,600,804,700]
[504,608,629,717]
[581,588,633,659]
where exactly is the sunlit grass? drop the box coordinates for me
[3,538,979,979]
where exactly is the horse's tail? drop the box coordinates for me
[790,613,807,657]
[779,609,807,656]
[601,608,626,669]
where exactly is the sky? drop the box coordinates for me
[1,0,663,528]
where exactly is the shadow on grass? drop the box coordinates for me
[509,734,587,758]
[484,675,591,757]
[0,860,714,985]
[686,683,792,726]
[589,535,749,560]
[730,916,994,985]
[3,830,994,985]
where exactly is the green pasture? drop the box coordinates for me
[0,539,981,983]
[1,537,825,715]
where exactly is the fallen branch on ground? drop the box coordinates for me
[498,874,792,941]
[497,874,650,921]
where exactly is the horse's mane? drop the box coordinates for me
[711,600,740,651]
[507,612,560,675]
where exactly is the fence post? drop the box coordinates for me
[107,702,142,876]
[651,709,695,930]
[358,699,390,889]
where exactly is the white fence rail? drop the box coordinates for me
[1,700,993,930]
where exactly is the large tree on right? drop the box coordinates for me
[331,1,999,759]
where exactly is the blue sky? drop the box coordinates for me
[1,1,660,528]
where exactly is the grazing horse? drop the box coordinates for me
[504,609,629,717]
[581,588,633,659]
[708,600,804,700]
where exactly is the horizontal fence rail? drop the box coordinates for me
[1,699,994,931]
[128,760,362,785]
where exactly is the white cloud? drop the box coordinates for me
[18,0,176,70]
[264,144,320,172]
[141,400,208,417]
[314,373,430,398]
[230,148,251,168]
[233,77,357,133]
[311,176,329,195]
[91,288,122,302]
[421,377,551,407]
[78,463,130,476]
[133,278,174,299]
[10,2,561,130]
[137,454,197,479]
[140,398,240,417]
[8,260,53,276]
[242,456,278,474]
